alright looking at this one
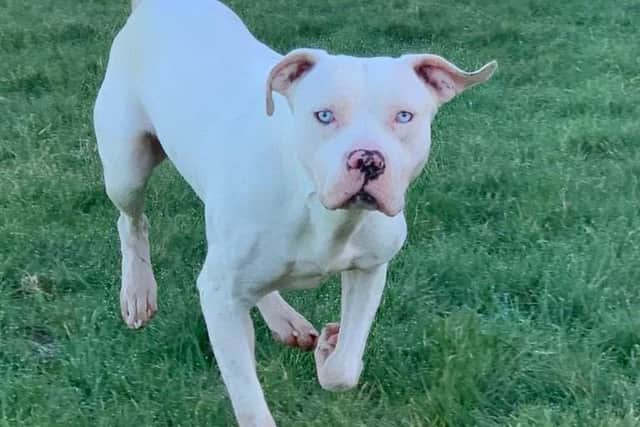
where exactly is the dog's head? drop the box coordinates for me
[266,49,496,217]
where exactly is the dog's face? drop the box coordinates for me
[267,49,496,217]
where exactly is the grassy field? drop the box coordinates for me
[1,0,640,425]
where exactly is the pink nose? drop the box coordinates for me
[346,149,386,181]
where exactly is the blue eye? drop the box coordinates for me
[314,110,335,124]
[395,111,414,123]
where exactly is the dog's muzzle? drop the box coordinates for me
[346,149,385,181]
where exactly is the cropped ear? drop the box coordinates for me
[266,48,324,116]
[404,54,497,105]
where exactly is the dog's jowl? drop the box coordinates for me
[94,0,496,425]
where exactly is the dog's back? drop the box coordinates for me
[97,0,283,196]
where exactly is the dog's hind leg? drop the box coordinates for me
[94,68,165,329]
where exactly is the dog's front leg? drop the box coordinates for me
[314,263,387,391]
[198,268,275,427]
[257,291,319,350]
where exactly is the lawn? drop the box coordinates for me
[1,0,640,425]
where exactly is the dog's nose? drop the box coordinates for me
[347,149,386,181]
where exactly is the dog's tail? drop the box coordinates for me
[131,0,141,10]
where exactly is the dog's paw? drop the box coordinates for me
[120,260,158,329]
[268,310,319,351]
[314,323,340,365]
[314,323,361,391]
[120,282,157,329]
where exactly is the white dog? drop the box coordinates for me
[94,0,496,425]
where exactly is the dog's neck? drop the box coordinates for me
[305,191,370,244]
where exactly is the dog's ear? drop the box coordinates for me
[404,54,497,105]
[266,48,324,116]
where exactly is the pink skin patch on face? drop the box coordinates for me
[321,148,403,217]
[346,149,385,180]
[321,166,366,210]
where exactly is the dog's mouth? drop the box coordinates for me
[340,189,379,211]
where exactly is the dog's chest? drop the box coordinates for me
[221,206,406,293]
[270,236,386,290]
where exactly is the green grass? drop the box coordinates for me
[1,0,640,425]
